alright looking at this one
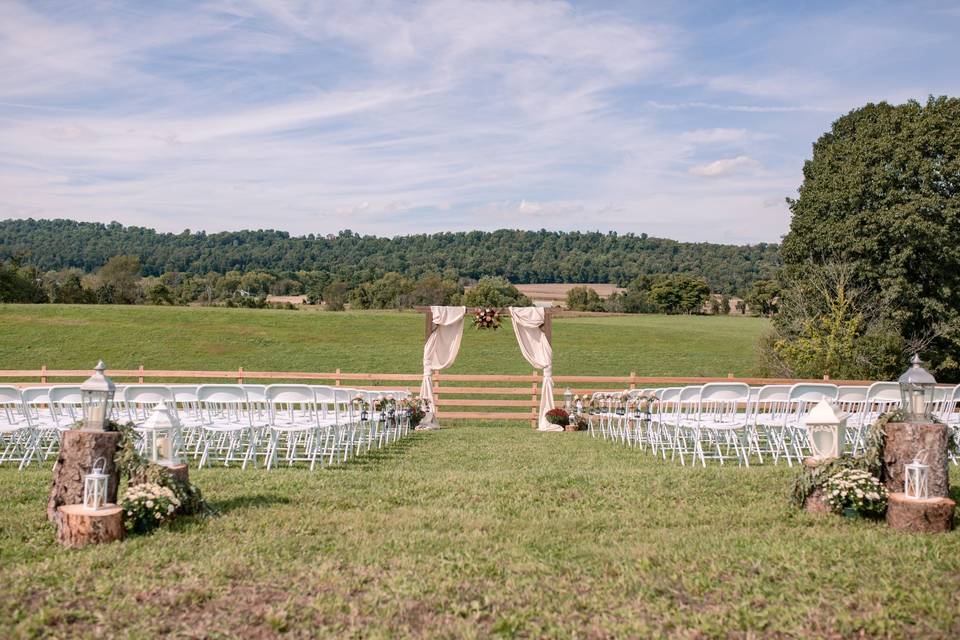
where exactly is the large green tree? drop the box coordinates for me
[780,96,960,378]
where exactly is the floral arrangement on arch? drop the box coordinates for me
[473,307,502,330]
[823,468,887,517]
[121,483,181,534]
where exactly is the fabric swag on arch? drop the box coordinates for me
[419,306,466,422]
[509,306,559,432]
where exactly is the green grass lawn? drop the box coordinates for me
[2,426,959,638]
[0,304,767,377]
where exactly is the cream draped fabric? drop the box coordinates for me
[509,306,560,432]
[419,306,466,415]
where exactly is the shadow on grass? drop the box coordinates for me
[211,493,293,513]
[324,432,430,472]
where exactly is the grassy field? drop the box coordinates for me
[5,304,956,637]
[0,304,767,377]
[2,426,959,638]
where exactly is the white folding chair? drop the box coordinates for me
[666,386,702,465]
[750,385,792,464]
[693,383,752,467]
[196,385,261,469]
[0,386,35,470]
[169,385,203,454]
[263,385,324,469]
[47,386,84,429]
[20,387,61,462]
[783,384,839,463]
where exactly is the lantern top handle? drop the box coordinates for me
[898,353,936,385]
[92,456,106,473]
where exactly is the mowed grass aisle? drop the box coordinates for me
[3,425,959,638]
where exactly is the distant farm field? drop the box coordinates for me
[0,305,768,377]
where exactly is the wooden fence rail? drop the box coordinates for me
[0,367,882,428]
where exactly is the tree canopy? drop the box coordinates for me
[780,96,960,378]
[0,219,779,295]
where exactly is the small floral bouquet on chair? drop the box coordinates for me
[632,393,658,416]
[121,483,181,534]
[473,308,502,330]
[823,468,887,517]
[399,396,427,428]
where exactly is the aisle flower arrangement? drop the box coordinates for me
[545,408,570,427]
[121,483,181,534]
[823,468,887,517]
[398,396,427,428]
[473,307,502,330]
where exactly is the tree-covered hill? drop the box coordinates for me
[0,218,779,294]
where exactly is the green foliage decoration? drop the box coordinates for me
[113,422,216,519]
[790,410,901,508]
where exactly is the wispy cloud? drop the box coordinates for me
[689,156,760,178]
[0,0,956,244]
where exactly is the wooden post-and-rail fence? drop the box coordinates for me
[0,367,877,429]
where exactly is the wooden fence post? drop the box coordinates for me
[433,372,441,420]
[40,365,47,384]
[335,368,341,386]
[629,371,637,390]
[238,367,244,384]
[138,364,145,384]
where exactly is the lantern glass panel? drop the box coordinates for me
[904,462,929,500]
[81,390,112,430]
[898,355,936,422]
[83,473,109,510]
[79,361,116,430]
[899,383,934,421]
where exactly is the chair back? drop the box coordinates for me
[48,386,84,426]
[198,385,248,404]
[752,385,791,425]
[0,385,28,427]
[697,383,750,424]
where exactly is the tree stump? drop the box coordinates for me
[56,504,124,548]
[47,430,122,526]
[802,458,834,514]
[882,422,950,497]
[803,486,832,515]
[166,463,189,484]
[885,492,955,534]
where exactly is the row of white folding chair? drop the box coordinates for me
[191,384,413,470]
[652,384,753,466]
[0,386,36,469]
[591,385,752,466]
[0,385,89,468]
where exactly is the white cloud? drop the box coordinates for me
[678,128,751,144]
[689,156,760,178]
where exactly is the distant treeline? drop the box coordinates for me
[0,219,779,295]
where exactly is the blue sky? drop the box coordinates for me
[1,1,958,244]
